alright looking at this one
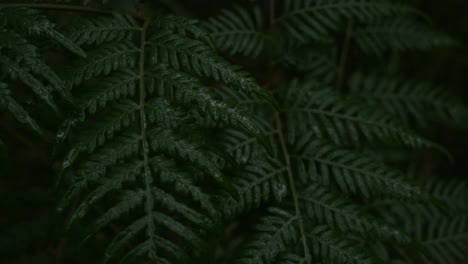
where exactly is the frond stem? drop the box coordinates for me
[138,18,157,250]
[0,3,147,21]
[336,21,353,91]
[274,112,311,264]
[269,0,275,26]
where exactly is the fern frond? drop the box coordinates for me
[279,78,444,153]
[67,159,143,227]
[0,82,42,134]
[377,203,468,264]
[300,182,411,244]
[276,254,309,264]
[236,208,376,264]
[149,155,217,217]
[354,18,457,55]
[58,15,268,262]
[147,128,231,190]
[349,72,468,127]
[0,7,83,136]
[146,29,272,102]
[76,69,138,114]
[277,43,337,84]
[151,15,213,46]
[273,0,414,47]
[0,55,57,110]
[204,4,267,57]
[221,119,278,164]
[307,225,375,264]
[0,7,85,57]
[69,100,139,153]
[64,13,140,46]
[220,159,287,217]
[235,208,300,264]
[68,41,138,86]
[418,215,468,264]
[146,64,265,139]
[291,135,427,200]
[421,177,468,213]
[0,30,70,99]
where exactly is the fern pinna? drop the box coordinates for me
[0,0,467,264]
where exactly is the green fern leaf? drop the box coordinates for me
[354,18,457,55]
[76,70,138,114]
[57,15,267,262]
[349,72,468,127]
[221,120,278,164]
[146,29,273,103]
[204,4,267,57]
[307,225,376,264]
[64,12,140,46]
[220,159,288,217]
[279,78,445,153]
[300,182,411,244]
[376,203,468,264]
[68,41,138,86]
[68,100,139,154]
[291,135,428,200]
[235,208,301,264]
[277,43,337,84]
[149,155,217,217]
[151,15,213,46]
[276,254,309,264]
[0,8,83,136]
[0,7,85,57]
[0,30,70,99]
[273,0,415,47]
[418,215,468,264]
[147,127,236,194]
[0,82,42,134]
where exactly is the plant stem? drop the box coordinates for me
[275,112,312,264]
[0,3,147,20]
[269,0,275,25]
[270,4,310,261]
[138,17,157,251]
[336,21,353,91]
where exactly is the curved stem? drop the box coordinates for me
[0,3,147,20]
[275,112,311,264]
[336,21,353,92]
[138,18,157,251]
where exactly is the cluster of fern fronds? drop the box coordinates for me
[0,0,467,263]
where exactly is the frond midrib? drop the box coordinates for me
[290,153,413,193]
[274,2,402,25]
[227,130,278,153]
[237,166,287,196]
[423,233,468,245]
[137,18,157,253]
[275,112,311,263]
[209,30,267,38]
[283,107,395,128]
[71,25,142,36]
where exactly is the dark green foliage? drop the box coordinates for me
[203,4,267,57]
[272,0,415,48]
[278,78,444,152]
[0,0,467,264]
[354,18,457,55]
[0,7,84,135]
[349,72,468,127]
